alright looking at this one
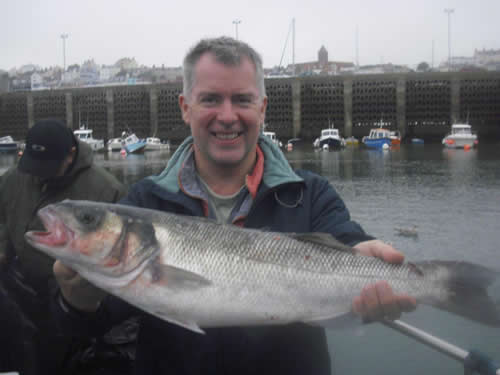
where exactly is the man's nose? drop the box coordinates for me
[217,99,238,123]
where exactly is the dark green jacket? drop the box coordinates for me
[0,140,126,285]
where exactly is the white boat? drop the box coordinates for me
[263,131,282,147]
[0,136,19,153]
[442,123,478,149]
[313,122,345,149]
[73,126,105,152]
[107,137,123,152]
[145,137,170,151]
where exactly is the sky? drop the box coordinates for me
[2,0,500,72]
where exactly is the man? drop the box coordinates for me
[0,119,131,375]
[53,37,416,374]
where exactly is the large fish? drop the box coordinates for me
[25,200,500,333]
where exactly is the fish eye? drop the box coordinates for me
[78,211,96,225]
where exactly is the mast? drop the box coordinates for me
[292,18,295,75]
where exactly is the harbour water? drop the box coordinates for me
[1,142,499,374]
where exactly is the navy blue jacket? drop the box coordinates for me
[54,135,373,375]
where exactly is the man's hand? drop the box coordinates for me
[53,260,107,313]
[352,240,417,321]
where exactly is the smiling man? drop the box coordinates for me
[53,36,415,375]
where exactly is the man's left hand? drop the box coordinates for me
[352,240,417,321]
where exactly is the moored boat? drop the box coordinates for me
[107,137,123,152]
[74,126,105,152]
[389,130,401,145]
[145,137,170,151]
[362,128,392,149]
[0,136,19,153]
[442,123,478,149]
[313,123,345,150]
[263,131,283,148]
[344,136,359,146]
[122,133,147,154]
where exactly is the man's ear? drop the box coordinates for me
[179,94,190,125]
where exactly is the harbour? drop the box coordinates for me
[1,142,499,374]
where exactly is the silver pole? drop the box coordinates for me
[444,9,454,72]
[232,19,241,40]
[382,319,500,375]
[60,33,69,72]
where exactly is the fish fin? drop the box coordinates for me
[151,310,205,334]
[416,261,500,326]
[149,263,212,290]
[289,233,355,253]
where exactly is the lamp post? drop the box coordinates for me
[232,19,241,40]
[444,8,454,72]
[61,33,69,72]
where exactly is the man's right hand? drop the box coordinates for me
[53,260,107,313]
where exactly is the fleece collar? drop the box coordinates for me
[149,134,303,194]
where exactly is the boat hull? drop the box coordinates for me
[362,138,391,149]
[319,138,344,149]
[124,142,147,154]
[442,136,477,149]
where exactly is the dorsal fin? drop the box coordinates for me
[289,232,355,253]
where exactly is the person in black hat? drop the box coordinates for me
[18,119,77,178]
[0,119,135,375]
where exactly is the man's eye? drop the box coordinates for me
[233,95,253,104]
[200,96,219,105]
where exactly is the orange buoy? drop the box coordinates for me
[464,144,471,151]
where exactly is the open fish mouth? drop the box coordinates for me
[27,207,74,247]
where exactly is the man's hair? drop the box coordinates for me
[182,36,266,100]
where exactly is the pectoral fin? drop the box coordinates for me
[149,263,212,291]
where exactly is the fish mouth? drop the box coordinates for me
[26,207,74,247]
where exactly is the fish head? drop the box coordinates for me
[25,200,159,279]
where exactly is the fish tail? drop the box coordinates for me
[416,261,500,326]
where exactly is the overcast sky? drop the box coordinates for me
[2,0,500,72]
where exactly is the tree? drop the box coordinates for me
[417,62,430,72]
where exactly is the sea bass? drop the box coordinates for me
[25,200,500,333]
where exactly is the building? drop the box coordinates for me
[288,46,355,76]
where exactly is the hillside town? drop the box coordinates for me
[1,47,499,93]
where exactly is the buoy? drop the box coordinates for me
[287,143,293,151]
[322,144,329,151]
[382,143,390,150]
[464,144,471,151]
[120,149,126,156]
[18,150,23,156]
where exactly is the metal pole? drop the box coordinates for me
[382,319,500,375]
[232,19,241,40]
[61,33,69,72]
[444,9,454,72]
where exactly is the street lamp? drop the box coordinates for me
[61,33,69,72]
[232,19,241,40]
[444,8,454,72]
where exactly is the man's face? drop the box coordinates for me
[179,53,267,173]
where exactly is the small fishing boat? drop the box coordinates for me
[107,138,123,152]
[389,130,401,145]
[411,138,425,144]
[362,128,392,149]
[344,136,359,146]
[263,131,283,147]
[145,137,170,151]
[0,136,19,153]
[122,133,147,154]
[74,126,105,152]
[442,123,478,149]
[313,126,345,150]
